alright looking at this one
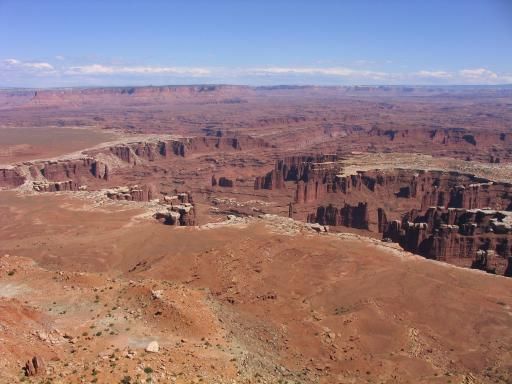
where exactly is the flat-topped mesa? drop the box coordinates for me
[1,158,108,190]
[105,184,154,202]
[364,127,512,162]
[29,158,107,192]
[255,155,512,210]
[2,134,268,191]
[105,140,186,165]
[26,85,253,107]
[384,206,512,276]
[154,192,196,226]
[105,135,269,165]
[33,158,108,181]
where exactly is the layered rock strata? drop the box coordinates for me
[154,192,196,226]
[106,185,154,202]
[383,207,512,276]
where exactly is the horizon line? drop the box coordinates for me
[2,83,512,91]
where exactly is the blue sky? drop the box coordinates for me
[0,0,511,87]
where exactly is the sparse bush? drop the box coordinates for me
[143,367,153,374]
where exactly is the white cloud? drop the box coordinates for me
[23,62,54,70]
[4,58,20,65]
[246,66,512,84]
[246,66,390,80]
[1,58,511,86]
[3,58,54,71]
[416,70,452,79]
[66,64,211,77]
[459,68,498,80]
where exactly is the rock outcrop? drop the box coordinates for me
[2,134,266,191]
[256,155,512,210]
[254,154,512,275]
[1,157,108,190]
[307,203,369,229]
[107,140,186,164]
[35,158,108,181]
[106,185,154,202]
[106,136,269,165]
[33,180,79,192]
[212,175,235,188]
[154,192,196,226]
[383,206,512,276]
[0,168,25,188]
[24,356,45,376]
[145,341,159,353]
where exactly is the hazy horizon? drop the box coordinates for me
[3,83,512,91]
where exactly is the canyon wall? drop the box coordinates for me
[0,168,25,188]
[255,155,512,275]
[35,158,109,182]
[104,135,269,165]
[0,158,108,190]
[256,155,512,211]
[307,203,369,229]
[383,207,512,276]
[0,134,268,190]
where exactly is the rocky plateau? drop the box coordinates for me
[1,85,512,383]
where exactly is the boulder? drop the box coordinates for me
[306,223,328,233]
[145,341,159,353]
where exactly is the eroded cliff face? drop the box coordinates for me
[32,180,80,192]
[0,168,25,188]
[36,159,109,182]
[153,192,196,226]
[366,127,512,148]
[102,135,268,165]
[307,203,369,229]
[256,155,512,211]
[212,176,234,188]
[105,140,186,165]
[0,134,268,192]
[106,184,155,202]
[383,207,512,276]
[254,154,512,275]
[0,158,108,191]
